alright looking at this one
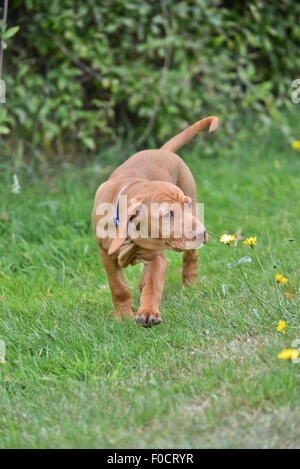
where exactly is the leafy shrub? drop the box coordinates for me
[1,0,300,156]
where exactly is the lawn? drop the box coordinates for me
[0,113,299,448]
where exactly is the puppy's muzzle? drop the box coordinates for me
[185,227,207,249]
[192,227,208,244]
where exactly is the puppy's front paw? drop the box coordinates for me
[113,306,134,321]
[135,308,162,327]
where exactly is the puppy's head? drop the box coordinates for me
[108,182,207,254]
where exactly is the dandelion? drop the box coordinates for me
[285,292,292,299]
[291,141,300,151]
[276,320,286,334]
[243,236,256,248]
[278,349,299,360]
[219,234,235,246]
[275,274,288,284]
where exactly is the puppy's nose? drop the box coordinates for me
[192,227,207,243]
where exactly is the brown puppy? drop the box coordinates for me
[92,116,219,326]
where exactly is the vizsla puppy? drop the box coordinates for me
[92,116,219,326]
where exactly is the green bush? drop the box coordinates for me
[1,0,300,156]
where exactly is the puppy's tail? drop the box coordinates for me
[161,116,219,153]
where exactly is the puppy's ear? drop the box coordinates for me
[108,230,126,255]
[108,200,142,255]
[183,196,192,204]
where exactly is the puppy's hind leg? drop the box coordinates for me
[139,263,150,293]
[176,164,200,285]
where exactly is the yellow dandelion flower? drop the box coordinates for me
[278,349,299,360]
[275,274,288,284]
[285,291,292,299]
[219,234,235,245]
[244,236,256,248]
[276,320,286,334]
[291,141,300,151]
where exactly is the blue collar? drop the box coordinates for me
[114,184,128,227]
[113,184,134,244]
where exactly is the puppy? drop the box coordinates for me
[92,116,219,326]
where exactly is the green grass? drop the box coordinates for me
[0,114,300,448]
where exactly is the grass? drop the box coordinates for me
[0,113,300,448]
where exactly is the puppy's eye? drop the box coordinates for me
[163,211,173,219]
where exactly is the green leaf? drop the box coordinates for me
[0,126,10,134]
[3,26,20,39]
[82,137,96,150]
